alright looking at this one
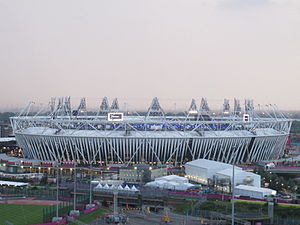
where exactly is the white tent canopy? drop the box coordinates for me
[94,183,139,192]
[185,159,242,184]
[95,183,103,189]
[131,185,139,191]
[235,185,276,199]
[156,175,188,184]
[216,168,261,187]
[145,175,194,191]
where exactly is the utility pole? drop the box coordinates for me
[52,162,62,223]
[73,163,76,211]
[89,164,93,204]
[113,190,118,217]
[69,162,79,217]
[232,146,238,225]
[56,163,59,217]
[232,164,235,225]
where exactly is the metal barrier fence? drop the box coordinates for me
[190,210,247,225]
[0,186,89,223]
[273,217,300,225]
[0,186,69,200]
[42,194,89,222]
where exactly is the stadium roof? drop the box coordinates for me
[0,137,15,142]
[20,127,283,138]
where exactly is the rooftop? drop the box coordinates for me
[185,159,242,170]
[0,137,16,143]
[235,184,276,194]
[17,126,283,138]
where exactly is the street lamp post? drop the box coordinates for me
[73,162,77,211]
[89,165,93,204]
[56,163,59,217]
[231,145,238,225]
[232,163,235,225]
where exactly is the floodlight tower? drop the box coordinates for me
[110,98,120,112]
[223,99,230,115]
[98,97,110,116]
[146,97,165,118]
[186,99,198,120]
[233,98,242,116]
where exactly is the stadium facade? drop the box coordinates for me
[10,97,292,165]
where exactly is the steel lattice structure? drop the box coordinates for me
[10,97,292,165]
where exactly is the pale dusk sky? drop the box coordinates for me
[0,0,299,111]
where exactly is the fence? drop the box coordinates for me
[42,194,89,222]
[273,216,300,225]
[0,186,89,223]
[0,186,69,200]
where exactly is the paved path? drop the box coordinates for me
[89,210,205,225]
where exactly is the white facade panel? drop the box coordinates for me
[216,168,261,187]
[185,159,242,184]
[235,185,276,199]
[11,113,291,165]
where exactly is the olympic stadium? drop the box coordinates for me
[10,97,292,165]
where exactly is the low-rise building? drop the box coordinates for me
[119,164,167,183]
[215,168,261,187]
[185,159,261,192]
[185,159,242,185]
[0,123,13,137]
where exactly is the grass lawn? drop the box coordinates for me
[68,207,108,224]
[235,199,300,208]
[77,207,108,223]
[0,204,49,225]
[234,199,266,205]
[278,203,300,208]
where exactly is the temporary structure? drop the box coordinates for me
[185,159,242,184]
[145,175,194,191]
[131,185,139,192]
[235,185,276,199]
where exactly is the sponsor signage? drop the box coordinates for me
[243,113,250,122]
[108,112,124,122]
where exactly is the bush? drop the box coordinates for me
[39,175,48,185]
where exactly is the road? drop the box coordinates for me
[89,210,218,225]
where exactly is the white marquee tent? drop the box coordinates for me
[145,175,194,190]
